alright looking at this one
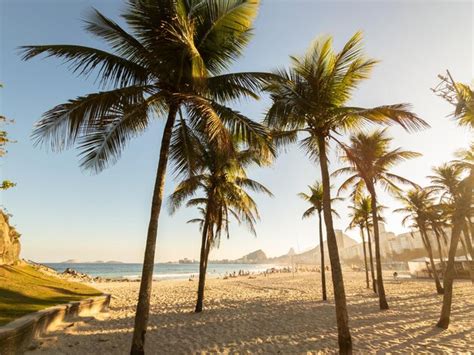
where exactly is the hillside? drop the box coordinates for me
[234,249,267,263]
[0,264,102,325]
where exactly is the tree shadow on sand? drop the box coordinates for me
[29,284,474,354]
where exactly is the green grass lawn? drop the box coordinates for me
[0,264,102,326]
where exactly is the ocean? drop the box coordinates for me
[44,263,278,280]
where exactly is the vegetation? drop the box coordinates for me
[15,0,473,351]
[298,182,340,301]
[0,84,16,191]
[21,1,272,352]
[395,188,445,294]
[0,264,101,326]
[432,72,473,329]
[169,134,272,312]
[346,195,383,291]
[263,32,426,352]
[334,129,421,309]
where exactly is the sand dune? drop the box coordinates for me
[26,271,473,354]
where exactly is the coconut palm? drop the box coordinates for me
[20,1,274,352]
[394,188,444,294]
[453,144,474,255]
[169,132,272,313]
[263,32,427,352]
[346,195,384,291]
[429,159,474,328]
[433,71,474,128]
[347,195,385,293]
[433,74,474,328]
[429,164,473,260]
[334,129,421,309]
[298,182,341,301]
[347,204,370,289]
[426,206,450,267]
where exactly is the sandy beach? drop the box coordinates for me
[26,271,473,354]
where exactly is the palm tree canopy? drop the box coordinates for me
[433,72,474,129]
[169,133,272,247]
[428,163,464,203]
[21,0,275,173]
[333,129,421,197]
[298,181,342,219]
[347,194,385,230]
[394,187,438,229]
[263,31,428,157]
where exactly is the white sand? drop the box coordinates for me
[27,271,473,354]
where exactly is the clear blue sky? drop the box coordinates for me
[1,0,472,262]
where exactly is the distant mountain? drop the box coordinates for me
[60,259,124,264]
[234,249,267,264]
[61,259,80,263]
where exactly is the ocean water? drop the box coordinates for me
[44,263,277,280]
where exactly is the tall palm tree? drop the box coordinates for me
[433,71,474,128]
[453,145,474,257]
[429,164,473,260]
[429,160,474,328]
[264,32,427,352]
[433,72,474,329]
[347,204,370,289]
[426,206,450,268]
[20,1,274,352]
[169,133,272,313]
[346,195,384,293]
[394,188,444,294]
[298,182,341,301]
[334,129,421,309]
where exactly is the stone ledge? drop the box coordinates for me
[0,294,111,355]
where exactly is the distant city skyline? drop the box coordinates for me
[1,0,472,262]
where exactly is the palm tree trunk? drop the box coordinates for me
[360,226,370,289]
[131,105,178,355]
[461,223,474,284]
[460,237,470,261]
[437,216,463,329]
[365,222,376,293]
[433,227,445,270]
[367,183,389,310]
[420,228,444,294]
[462,223,474,260]
[318,210,327,301]
[317,136,352,354]
[196,208,212,313]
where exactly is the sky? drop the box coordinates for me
[0,0,472,263]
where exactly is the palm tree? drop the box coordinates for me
[433,71,474,128]
[346,195,384,291]
[429,161,474,328]
[0,85,16,190]
[334,129,421,309]
[264,32,427,352]
[426,206,450,268]
[453,145,474,258]
[298,182,341,301]
[394,188,444,294]
[169,133,272,313]
[429,164,473,260]
[347,204,370,289]
[346,195,385,293]
[20,1,274,352]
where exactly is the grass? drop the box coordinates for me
[0,264,102,326]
